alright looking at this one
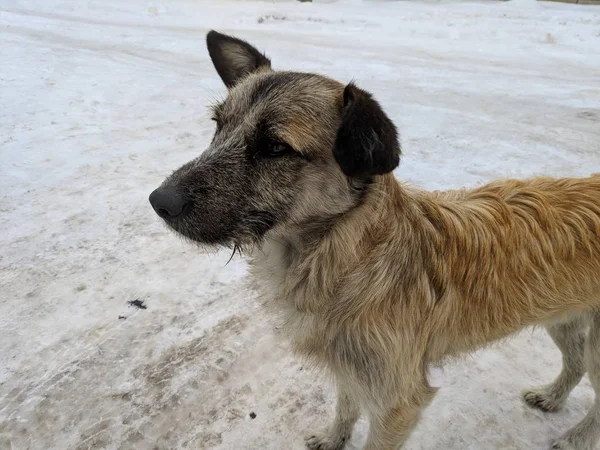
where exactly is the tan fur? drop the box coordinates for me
[251,173,600,450]
[155,31,600,450]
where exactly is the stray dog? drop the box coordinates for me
[149,30,600,450]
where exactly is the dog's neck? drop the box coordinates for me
[249,174,412,312]
[267,174,400,255]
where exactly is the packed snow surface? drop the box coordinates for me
[1,0,600,448]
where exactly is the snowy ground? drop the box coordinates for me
[1,0,600,448]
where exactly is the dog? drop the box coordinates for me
[149,30,600,450]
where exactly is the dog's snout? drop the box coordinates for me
[149,187,188,220]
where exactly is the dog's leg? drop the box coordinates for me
[362,384,436,450]
[306,386,360,450]
[552,315,600,450]
[523,319,586,412]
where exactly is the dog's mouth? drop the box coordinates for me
[153,199,279,250]
[242,210,278,240]
[162,214,236,248]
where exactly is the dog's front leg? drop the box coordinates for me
[363,384,437,450]
[306,384,361,450]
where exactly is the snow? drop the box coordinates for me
[1,0,599,448]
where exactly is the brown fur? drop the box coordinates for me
[150,31,600,450]
[252,173,600,449]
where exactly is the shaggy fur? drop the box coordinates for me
[149,30,600,450]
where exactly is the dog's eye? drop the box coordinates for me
[265,140,293,157]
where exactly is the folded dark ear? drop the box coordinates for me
[206,30,272,88]
[333,83,401,178]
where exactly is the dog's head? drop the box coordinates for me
[149,31,401,248]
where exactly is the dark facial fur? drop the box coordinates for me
[149,30,401,248]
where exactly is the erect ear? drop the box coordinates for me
[206,30,272,89]
[333,83,401,178]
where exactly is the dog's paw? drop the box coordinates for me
[522,388,563,412]
[305,430,347,450]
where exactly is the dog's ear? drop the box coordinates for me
[206,30,272,89]
[333,83,401,178]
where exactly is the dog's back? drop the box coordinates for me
[418,175,600,356]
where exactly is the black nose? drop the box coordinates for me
[149,187,188,220]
